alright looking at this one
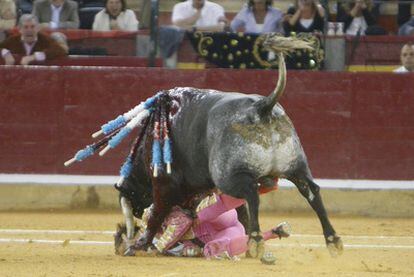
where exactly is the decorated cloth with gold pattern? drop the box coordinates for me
[187,32,324,70]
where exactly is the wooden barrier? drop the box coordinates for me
[1,66,413,181]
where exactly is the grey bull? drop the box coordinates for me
[135,38,344,259]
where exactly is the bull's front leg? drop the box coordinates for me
[120,197,137,256]
[221,172,265,259]
[289,175,344,257]
[135,177,175,251]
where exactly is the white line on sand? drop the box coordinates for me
[1,174,413,189]
[267,243,414,250]
[1,238,413,250]
[0,238,111,245]
[1,229,414,240]
[0,229,114,235]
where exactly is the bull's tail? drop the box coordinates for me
[256,36,314,115]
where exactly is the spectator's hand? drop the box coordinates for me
[283,14,292,22]
[3,9,15,20]
[355,0,366,10]
[4,53,15,65]
[218,16,229,26]
[110,19,120,30]
[20,55,36,65]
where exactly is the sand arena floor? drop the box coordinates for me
[0,210,413,276]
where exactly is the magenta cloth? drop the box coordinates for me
[194,193,278,257]
[193,194,245,257]
[197,194,245,223]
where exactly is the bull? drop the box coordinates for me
[133,37,344,259]
[65,36,343,259]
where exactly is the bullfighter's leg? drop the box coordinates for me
[120,197,137,256]
[288,173,344,257]
[220,172,264,259]
[204,215,291,258]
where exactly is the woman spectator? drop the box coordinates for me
[230,0,284,34]
[0,0,16,30]
[336,0,376,36]
[92,0,138,31]
[283,0,325,35]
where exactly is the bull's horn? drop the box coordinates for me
[256,52,286,115]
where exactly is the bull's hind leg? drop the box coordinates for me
[221,172,264,259]
[288,174,344,257]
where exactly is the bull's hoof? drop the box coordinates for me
[123,246,136,256]
[134,236,152,251]
[247,235,265,259]
[326,235,344,257]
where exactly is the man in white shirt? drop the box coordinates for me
[394,44,414,73]
[171,0,228,32]
[32,0,79,29]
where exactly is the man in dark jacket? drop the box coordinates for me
[32,0,79,29]
[0,14,67,65]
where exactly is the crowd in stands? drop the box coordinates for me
[1,0,413,35]
[0,0,413,70]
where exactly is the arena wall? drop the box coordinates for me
[1,67,413,181]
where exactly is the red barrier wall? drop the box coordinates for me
[1,66,413,180]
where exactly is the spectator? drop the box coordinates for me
[92,0,138,31]
[0,0,16,30]
[336,0,376,35]
[283,0,325,35]
[399,16,414,36]
[394,43,414,73]
[0,14,67,65]
[397,0,413,27]
[171,0,228,32]
[230,0,284,34]
[32,0,79,29]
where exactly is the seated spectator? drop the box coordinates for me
[336,0,376,35]
[399,16,414,36]
[230,0,284,34]
[394,44,414,73]
[92,0,138,31]
[397,0,413,27]
[0,0,16,30]
[32,0,80,29]
[172,0,228,32]
[0,14,67,65]
[283,0,325,35]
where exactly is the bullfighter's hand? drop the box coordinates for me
[3,52,15,65]
[20,55,36,65]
